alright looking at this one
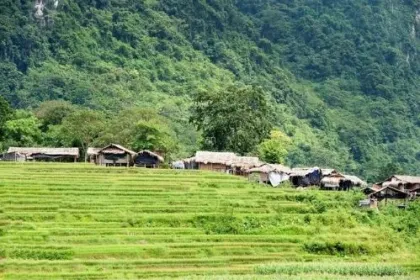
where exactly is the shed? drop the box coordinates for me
[183,156,197,170]
[248,163,291,185]
[7,147,79,162]
[86,147,101,164]
[289,167,321,187]
[96,144,136,167]
[344,175,367,187]
[320,174,366,191]
[134,150,164,168]
[369,186,409,201]
[193,151,237,172]
[320,174,352,191]
[321,169,340,177]
[2,151,26,162]
[377,175,420,193]
[229,156,263,175]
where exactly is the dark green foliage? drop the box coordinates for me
[303,241,385,256]
[190,85,272,154]
[0,96,13,139]
[35,100,77,131]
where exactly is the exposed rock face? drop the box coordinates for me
[34,0,59,18]
[34,0,45,19]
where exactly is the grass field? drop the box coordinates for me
[1,163,419,279]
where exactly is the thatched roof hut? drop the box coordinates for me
[96,144,136,167]
[195,151,237,165]
[135,150,164,168]
[247,163,291,186]
[369,186,409,201]
[191,151,237,172]
[320,175,345,189]
[289,167,322,187]
[230,156,262,171]
[86,147,101,163]
[321,169,339,176]
[98,144,136,156]
[248,163,291,174]
[320,173,367,190]
[376,175,420,193]
[87,147,101,156]
[344,175,367,187]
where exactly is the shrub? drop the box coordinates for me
[302,240,390,256]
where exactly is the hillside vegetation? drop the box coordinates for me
[1,163,420,279]
[0,1,420,180]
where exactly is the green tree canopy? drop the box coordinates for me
[35,100,77,131]
[131,120,178,159]
[257,129,292,164]
[3,110,42,147]
[190,85,272,155]
[59,110,106,155]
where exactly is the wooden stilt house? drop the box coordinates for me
[96,144,136,167]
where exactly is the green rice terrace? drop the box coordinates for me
[1,163,419,280]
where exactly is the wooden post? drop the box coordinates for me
[127,154,129,167]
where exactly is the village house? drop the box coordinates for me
[86,147,101,164]
[134,150,164,168]
[3,151,26,162]
[230,156,262,176]
[185,151,237,172]
[182,157,197,169]
[344,175,368,188]
[369,185,410,203]
[5,147,79,162]
[375,175,420,194]
[247,163,291,186]
[320,173,367,191]
[289,167,322,187]
[96,144,136,167]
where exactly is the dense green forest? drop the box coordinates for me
[0,0,419,181]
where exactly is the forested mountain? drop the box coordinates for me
[0,0,419,181]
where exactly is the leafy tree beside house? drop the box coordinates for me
[3,110,42,147]
[190,85,272,155]
[258,129,292,164]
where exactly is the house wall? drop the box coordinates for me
[406,183,420,191]
[89,155,98,164]
[3,152,26,162]
[98,153,131,166]
[198,163,229,172]
[135,154,160,167]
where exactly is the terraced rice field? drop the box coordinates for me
[1,163,419,279]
